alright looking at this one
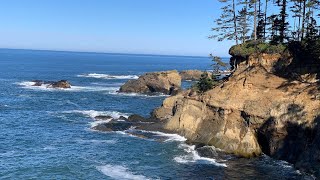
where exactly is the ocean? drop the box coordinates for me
[0,49,313,179]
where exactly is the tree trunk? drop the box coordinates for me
[254,0,257,40]
[264,0,268,40]
[232,0,239,45]
[297,0,302,41]
[301,0,307,40]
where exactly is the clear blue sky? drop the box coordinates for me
[0,0,233,57]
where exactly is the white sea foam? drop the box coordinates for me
[43,146,57,151]
[96,164,148,180]
[151,131,187,142]
[63,110,129,127]
[173,144,227,167]
[77,73,139,79]
[63,110,129,119]
[107,91,169,98]
[16,81,118,92]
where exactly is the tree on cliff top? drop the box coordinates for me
[211,0,320,45]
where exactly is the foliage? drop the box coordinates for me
[211,0,320,45]
[210,0,239,44]
[229,41,287,57]
[196,72,217,93]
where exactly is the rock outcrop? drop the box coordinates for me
[152,62,320,175]
[31,80,71,88]
[180,70,211,81]
[119,70,181,95]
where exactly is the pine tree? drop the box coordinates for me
[276,0,289,43]
[210,0,239,44]
[237,7,251,43]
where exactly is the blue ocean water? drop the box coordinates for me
[0,49,313,179]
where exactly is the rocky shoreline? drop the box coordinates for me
[91,62,320,177]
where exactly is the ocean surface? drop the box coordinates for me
[0,49,314,179]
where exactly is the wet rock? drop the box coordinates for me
[119,70,181,95]
[31,80,71,88]
[118,116,128,121]
[94,115,113,121]
[31,80,45,86]
[127,114,147,122]
[48,80,71,88]
[195,145,219,158]
[92,122,133,132]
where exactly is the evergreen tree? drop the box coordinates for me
[210,0,239,44]
[237,7,251,43]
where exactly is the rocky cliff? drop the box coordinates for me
[152,55,320,175]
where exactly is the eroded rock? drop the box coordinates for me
[119,70,181,95]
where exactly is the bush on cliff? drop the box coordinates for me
[195,72,217,93]
[229,41,287,58]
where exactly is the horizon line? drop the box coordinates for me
[0,48,232,59]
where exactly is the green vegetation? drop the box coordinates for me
[229,41,287,58]
[211,0,320,59]
[196,72,217,93]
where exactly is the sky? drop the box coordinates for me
[0,0,234,57]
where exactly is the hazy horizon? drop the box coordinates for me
[0,0,234,57]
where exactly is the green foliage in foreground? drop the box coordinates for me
[229,41,287,58]
[195,72,218,93]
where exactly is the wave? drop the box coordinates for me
[107,92,169,98]
[62,110,129,127]
[16,81,119,92]
[149,131,187,142]
[75,139,117,144]
[77,73,139,79]
[63,110,129,119]
[96,164,148,180]
[173,144,227,167]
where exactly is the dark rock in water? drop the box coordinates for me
[119,70,181,95]
[49,80,71,88]
[118,116,128,121]
[31,80,71,88]
[127,114,147,122]
[92,122,133,132]
[31,80,44,86]
[94,115,113,120]
[196,145,219,158]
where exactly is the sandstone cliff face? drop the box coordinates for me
[119,70,181,95]
[153,63,320,174]
[232,53,285,73]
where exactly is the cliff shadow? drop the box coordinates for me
[257,107,320,176]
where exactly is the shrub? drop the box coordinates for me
[196,72,217,93]
[229,41,287,58]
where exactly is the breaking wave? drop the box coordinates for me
[16,81,118,92]
[96,164,148,180]
[173,144,227,167]
[77,73,139,79]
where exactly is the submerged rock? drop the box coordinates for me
[127,114,147,122]
[92,121,133,132]
[31,80,71,88]
[119,70,181,95]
